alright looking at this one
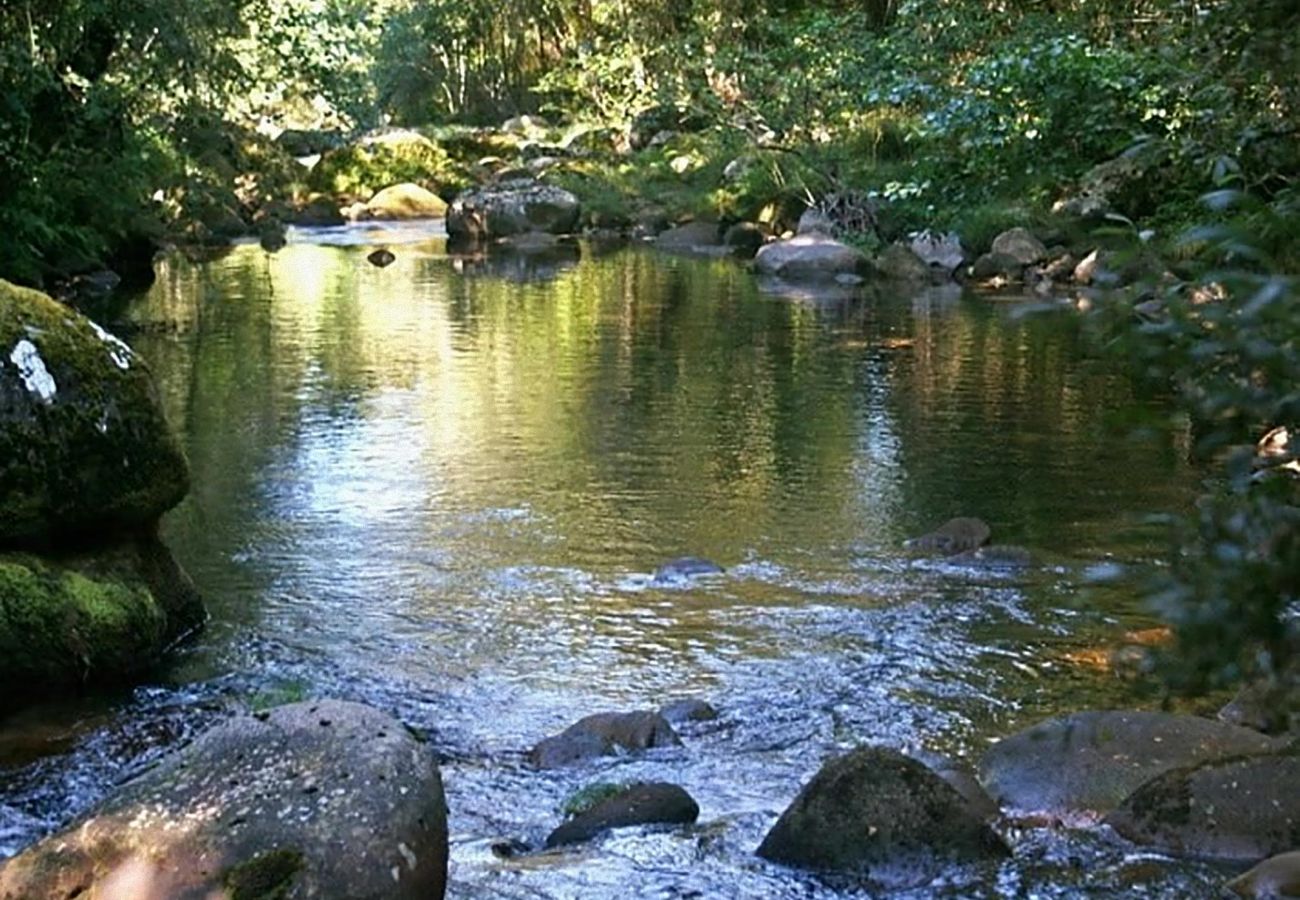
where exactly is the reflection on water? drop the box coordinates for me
[1,231,1217,896]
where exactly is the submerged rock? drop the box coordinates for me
[979,711,1282,821]
[0,700,449,899]
[754,234,873,283]
[652,556,725,584]
[529,711,682,769]
[757,746,1008,888]
[367,248,397,268]
[0,280,189,546]
[1226,850,1300,898]
[546,782,699,847]
[658,697,719,724]
[446,180,580,241]
[904,517,991,556]
[1106,749,1300,862]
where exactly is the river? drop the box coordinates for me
[1,223,1231,897]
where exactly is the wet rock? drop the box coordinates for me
[291,195,345,227]
[446,180,580,241]
[757,746,1008,888]
[907,749,1000,822]
[754,234,872,283]
[990,227,1048,266]
[723,222,766,257]
[258,220,287,253]
[947,544,1036,570]
[362,182,448,220]
[1106,748,1300,862]
[659,698,719,724]
[546,782,699,847]
[971,251,1025,281]
[0,280,189,545]
[0,700,448,899]
[0,537,205,702]
[1226,850,1300,898]
[529,711,682,769]
[652,556,725,584]
[367,248,396,268]
[904,517,992,556]
[654,221,722,252]
[875,243,932,283]
[979,711,1282,821]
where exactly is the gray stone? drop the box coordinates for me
[971,251,1025,280]
[757,746,1008,888]
[545,783,699,847]
[754,234,872,283]
[1106,749,1300,862]
[446,181,580,241]
[658,698,719,724]
[530,711,682,769]
[980,711,1282,820]
[0,700,448,899]
[909,231,965,275]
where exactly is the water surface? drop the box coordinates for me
[1,225,1225,897]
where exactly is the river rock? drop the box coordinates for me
[990,227,1048,266]
[754,234,872,283]
[545,782,699,847]
[0,700,448,899]
[291,195,345,227]
[653,556,725,584]
[367,248,397,268]
[980,711,1282,821]
[971,251,1025,281]
[1,280,188,545]
[907,749,1000,822]
[723,222,766,257]
[875,243,932,283]
[904,517,991,555]
[530,711,682,768]
[757,746,1008,887]
[659,697,719,724]
[1106,749,1300,862]
[446,180,580,241]
[1226,851,1300,898]
[654,221,722,252]
[0,537,204,701]
[362,182,448,220]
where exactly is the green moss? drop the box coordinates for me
[561,781,638,819]
[222,848,304,900]
[308,136,470,199]
[0,552,168,695]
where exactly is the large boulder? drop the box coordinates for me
[757,746,1007,888]
[989,227,1048,266]
[1105,749,1300,862]
[446,180,581,242]
[545,782,699,848]
[1,280,188,546]
[979,711,1282,820]
[361,182,448,220]
[0,537,204,701]
[529,711,681,769]
[753,234,872,283]
[0,700,448,900]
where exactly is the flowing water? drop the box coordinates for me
[0,224,1234,897]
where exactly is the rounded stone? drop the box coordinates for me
[546,782,699,847]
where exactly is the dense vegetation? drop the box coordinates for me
[1,0,1295,694]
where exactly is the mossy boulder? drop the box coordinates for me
[0,700,449,899]
[0,538,204,702]
[446,181,582,242]
[360,183,448,220]
[0,280,188,546]
[546,782,699,848]
[757,746,1008,888]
